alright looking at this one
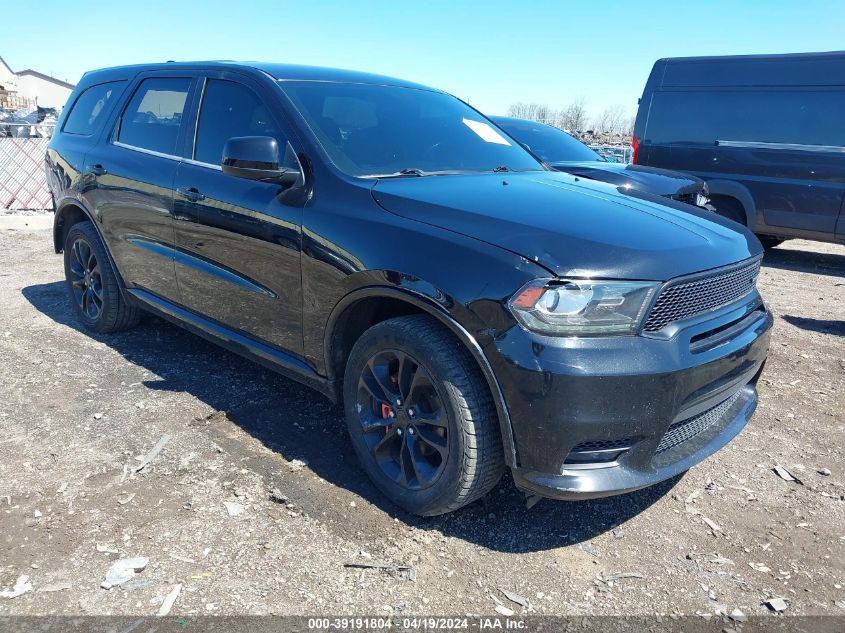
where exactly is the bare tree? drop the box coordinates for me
[560,97,587,131]
[506,102,551,124]
[593,105,629,135]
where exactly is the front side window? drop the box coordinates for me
[194,79,287,165]
[63,81,125,136]
[117,77,191,155]
[280,81,544,177]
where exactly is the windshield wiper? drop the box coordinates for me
[366,168,428,178]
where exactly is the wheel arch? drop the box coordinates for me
[53,199,131,302]
[705,179,757,229]
[324,286,518,467]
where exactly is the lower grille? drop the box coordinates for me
[656,390,743,453]
[571,438,634,452]
[644,258,761,332]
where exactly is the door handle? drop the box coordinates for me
[176,186,205,202]
[86,164,107,177]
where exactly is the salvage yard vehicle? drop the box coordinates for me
[633,51,845,249]
[46,62,772,515]
[491,116,712,210]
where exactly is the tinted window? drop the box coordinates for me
[117,77,191,155]
[281,81,543,177]
[63,81,124,136]
[194,79,286,165]
[647,89,845,146]
[493,118,602,163]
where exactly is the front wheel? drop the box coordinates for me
[343,315,505,515]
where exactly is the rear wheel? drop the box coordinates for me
[343,315,504,515]
[63,221,141,333]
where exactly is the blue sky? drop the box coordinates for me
[4,0,845,121]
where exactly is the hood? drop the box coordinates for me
[548,161,704,197]
[371,171,760,281]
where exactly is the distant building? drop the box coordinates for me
[0,56,75,110]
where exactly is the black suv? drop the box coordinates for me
[46,62,772,515]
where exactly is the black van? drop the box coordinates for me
[633,51,845,248]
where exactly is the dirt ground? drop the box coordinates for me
[0,226,842,621]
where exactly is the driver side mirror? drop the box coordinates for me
[221,136,300,186]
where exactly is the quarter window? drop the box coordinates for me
[63,81,125,136]
[117,77,191,155]
[194,79,286,166]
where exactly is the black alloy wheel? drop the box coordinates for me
[343,315,505,516]
[63,221,141,333]
[356,349,449,490]
[67,236,104,321]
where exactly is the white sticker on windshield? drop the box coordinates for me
[462,118,512,146]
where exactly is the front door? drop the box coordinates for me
[172,75,305,355]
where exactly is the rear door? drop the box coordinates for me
[171,71,305,354]
[82,72,198,302]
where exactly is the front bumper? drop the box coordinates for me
[487,293,772,501]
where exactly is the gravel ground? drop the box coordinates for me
[0,227,842,620]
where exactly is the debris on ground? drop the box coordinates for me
[268,487,288,504]
[288,458,308,471]
[772,465,803,485]
[344,560,412,573]
[100,557,149,590]
[36,581,72,593]
[525,495,542,510]
[133,435,170,473]
[600,571,645,582]
[223,501,244,517]
[1,575,33,599]
[500,588,531,610]
[764,597,789,612]
[157,583,182,616]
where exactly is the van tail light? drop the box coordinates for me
[631,135,640,164]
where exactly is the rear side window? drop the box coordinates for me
[194,79,286,165]
[63,81,124,136]
[117,77,191,155]
[647,89,845,146]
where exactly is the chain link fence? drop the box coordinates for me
[0,124,54,211]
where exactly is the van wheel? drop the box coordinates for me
[343,315,505,516]
[710,196,746,226]
[757,236,784,250]
[63,221,141,333]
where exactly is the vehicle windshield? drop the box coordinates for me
[492,117,604,163]
[280,81,544,177]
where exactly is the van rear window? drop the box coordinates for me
[646,89,845,147]
[62,81,125,136]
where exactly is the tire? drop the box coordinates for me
[343,315,505,515]
[757,236,785,250]
[710,196,747,226]
[63,221,141,333]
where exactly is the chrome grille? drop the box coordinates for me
[656,390,742,453]
[643,258,761,332]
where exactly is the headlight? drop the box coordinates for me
[509,279,658,336]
